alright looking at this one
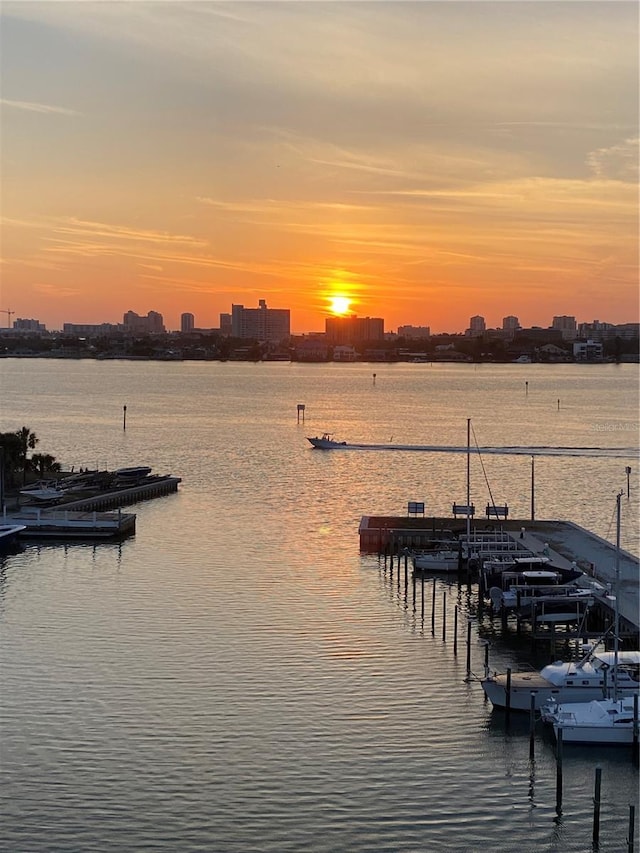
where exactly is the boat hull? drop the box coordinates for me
[484,679,606,711]
[543,698,639,744]
[307,437,348,449]
[482,674,638,711]
[553,722,635,744]
[412,552,462,572]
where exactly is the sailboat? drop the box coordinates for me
[540,492,640,744]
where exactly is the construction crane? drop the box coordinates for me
[1,308,15,327]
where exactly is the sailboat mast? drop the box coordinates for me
[613,490,622,700]
[466,418,471,541]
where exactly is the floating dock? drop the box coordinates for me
[4,474,181,540]
[3,507,136,540]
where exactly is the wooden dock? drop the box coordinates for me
[361,515,640,636]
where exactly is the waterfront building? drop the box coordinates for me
[574,339,604,361]
[63,322,122,335]
[231,300,290,343]
[467,315,486,338]
[14,318,47,332]
[181,313,195,333]
[123,310,165,334]
[502,316,520,338]
[578,320,639,341]
[325,315,384,345]
[397,324,431,339]
[294,337,329,362]
[552,315,577,340]
[333,345,357,361]
[514,327,563,344]
[219,313,232,336]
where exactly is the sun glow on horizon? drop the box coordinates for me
[328,296,352,316]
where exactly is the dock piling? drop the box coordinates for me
[529,692,536,760]
[592,766,602,846]
[453,605,458,655]
[442,591,447,642]
[555,729,563,813]
[431,578,436,636]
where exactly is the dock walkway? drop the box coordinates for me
[3,507,136,539]
[360,515,639,632]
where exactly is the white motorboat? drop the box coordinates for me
[412,549,462,572]
[488,570,594,612]
[0,523,27,549]
[481,649,640,711]
[541,696,639,744]
[19,481,66,503]
[114,466,152,478]
[307,433,348,449]
[481,555,584,592]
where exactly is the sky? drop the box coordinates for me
[1,1,638,334]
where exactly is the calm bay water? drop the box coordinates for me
[1,360,638,852]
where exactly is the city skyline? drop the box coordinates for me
[8,302,638,338]
[1,2,638,334]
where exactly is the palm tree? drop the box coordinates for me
[31,453,62,478]
[15,426,39,484]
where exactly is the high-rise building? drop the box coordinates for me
[231,299,290,342]
[219,313,232,336]
[123,310,166,334]
[552,315,577,340]
[502,316,520,337]
[467,315,486,337]
[325,315,384,344]
[181,312,195,333]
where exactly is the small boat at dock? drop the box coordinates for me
[114,466,152,478]
[19,481,67,504]
[481,648,640,711]
[481,555,584,592]
[541,695,640,744]
[412,549,462,572]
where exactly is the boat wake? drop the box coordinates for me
[320,443,636,458]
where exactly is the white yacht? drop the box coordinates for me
[481,649,640,711]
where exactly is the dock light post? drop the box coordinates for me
[123,405,127,431]
[625,466,631,498]
[297,403,305,423]
[531,456,535,521]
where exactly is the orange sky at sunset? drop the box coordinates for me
[1,2,638,333]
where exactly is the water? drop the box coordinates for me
[1,360,638,852]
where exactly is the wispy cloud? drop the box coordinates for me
[586,138,639,182]
[52,218,207,247]
[1,98,79,116]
